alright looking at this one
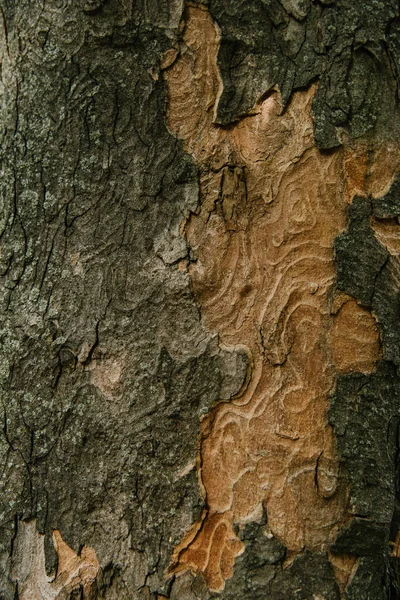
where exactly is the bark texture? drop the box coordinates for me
[1,0,400,599]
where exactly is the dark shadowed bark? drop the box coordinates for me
[2,1,400,599]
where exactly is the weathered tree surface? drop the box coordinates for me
[2,0,400,598]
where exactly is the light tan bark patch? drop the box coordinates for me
[372,217,400,256]
[328,552,359,592]
[164,4,400,593]
[12,520,100,599]
[89,356,123,399]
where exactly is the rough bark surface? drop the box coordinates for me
[1,1,400,599]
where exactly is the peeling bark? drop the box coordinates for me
[2,0,400,599]
[12,520,99,599]
[164,5,400,594]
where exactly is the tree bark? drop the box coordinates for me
[1,1,400,599]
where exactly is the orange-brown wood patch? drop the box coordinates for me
[164,4,400,593]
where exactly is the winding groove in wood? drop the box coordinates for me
[164,4,400,593]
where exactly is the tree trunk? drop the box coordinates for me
[2,0,400,598]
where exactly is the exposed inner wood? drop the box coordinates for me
[12,520,100,599]
[163,3,400,594]
[390,531,400,558]
[372,217,400,256]
[330,294,381,374]
[328,552,359,592]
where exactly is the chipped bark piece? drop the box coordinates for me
[390,531,400,558]
[164,4,400,593]
[12,520,100,599]
[343,141,400,205]
[330,296,381,374]
[328,552,359,593]
[372,217,400,257]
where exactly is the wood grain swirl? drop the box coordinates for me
[163,4,400,592]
